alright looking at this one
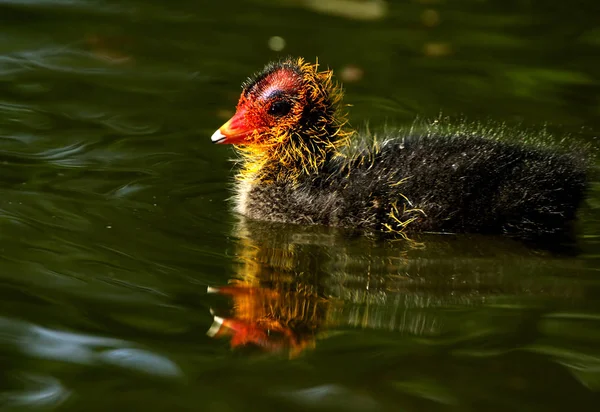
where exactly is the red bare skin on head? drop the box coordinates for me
[231,68,305,142]
[246,68,303,102]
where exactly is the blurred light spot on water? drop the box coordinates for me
[340,64,364,83]
[268,36,286,52]
[421,9,440,27]
[302,0,387,21]
[423,42,452,57]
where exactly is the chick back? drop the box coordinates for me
[237,134,588,237]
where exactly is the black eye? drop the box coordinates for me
[268,100,292,117]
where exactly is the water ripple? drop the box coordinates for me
[1,374,71,409]
[1,316,183,378]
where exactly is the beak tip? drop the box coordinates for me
[211,129,226,144]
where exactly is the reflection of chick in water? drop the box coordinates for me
[207,220,333,357]
[207,218,585,356]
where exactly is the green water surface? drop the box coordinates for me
[1,0,599,411]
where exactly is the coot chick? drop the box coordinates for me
[211,57,588,238]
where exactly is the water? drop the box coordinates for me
[1,0,599,410]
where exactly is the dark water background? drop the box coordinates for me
[1,0,600,410]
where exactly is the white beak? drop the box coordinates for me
[211,129,226,143]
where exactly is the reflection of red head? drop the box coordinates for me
[206,284,319,357]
